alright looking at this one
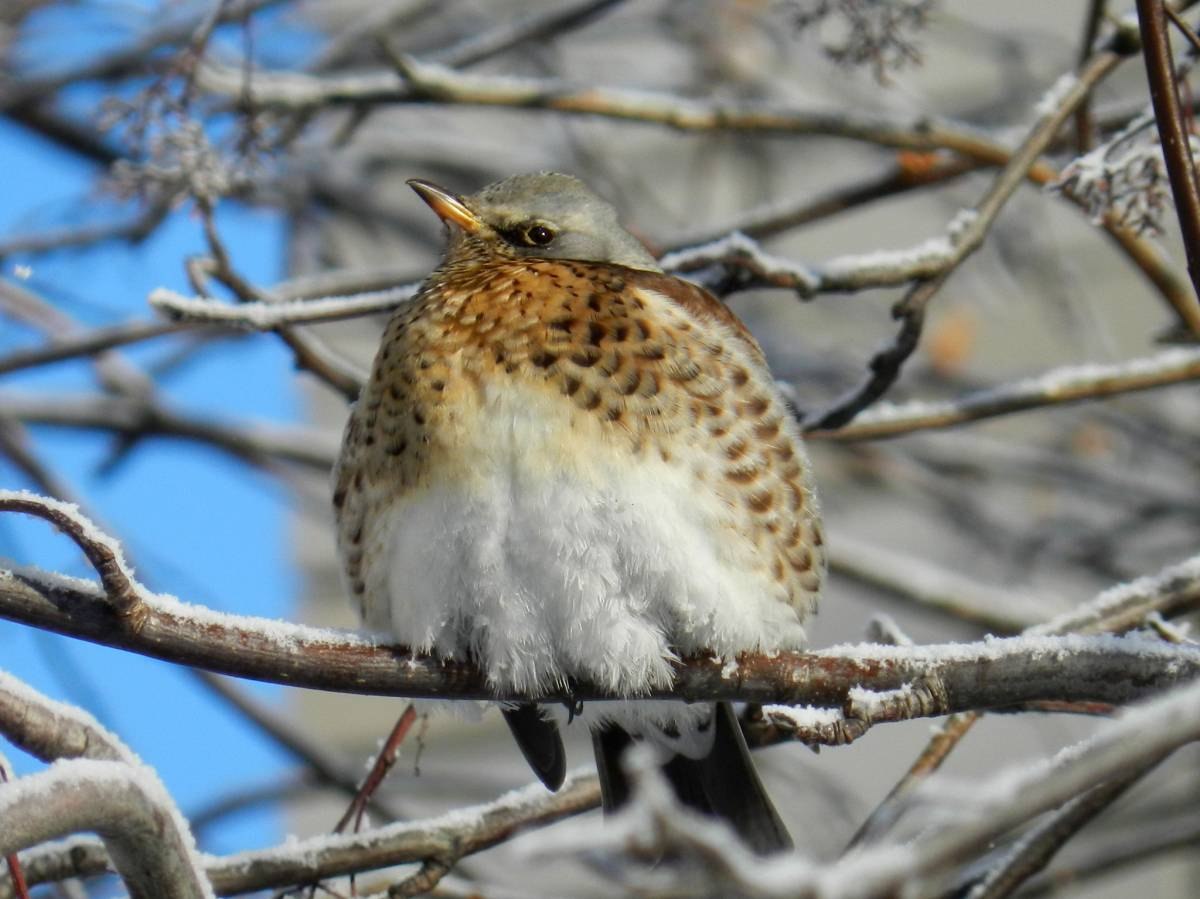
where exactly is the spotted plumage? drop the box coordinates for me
[333,172,825,853]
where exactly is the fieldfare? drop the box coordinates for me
[333,172,825,854]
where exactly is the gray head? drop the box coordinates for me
[408,172,660,272]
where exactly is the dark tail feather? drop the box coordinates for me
[592,721,634,811]
[590,702,792,855]
[503,704,566,790]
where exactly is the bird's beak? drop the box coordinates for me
[407,179,482,233]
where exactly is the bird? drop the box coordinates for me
[333,172,825,854]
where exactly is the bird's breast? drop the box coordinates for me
[334,263,825,695]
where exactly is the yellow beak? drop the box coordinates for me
[407,179,482,233]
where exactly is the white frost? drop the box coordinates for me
[1034,73,1079,118]
[149,284,417,330]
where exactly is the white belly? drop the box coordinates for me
[361,383,809,700]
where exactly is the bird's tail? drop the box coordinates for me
[591,701,793,854]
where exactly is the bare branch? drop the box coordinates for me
[962,760,1162,899]
[0,390,337,472]
[1137,0,1200,337]
[848,546,1200,847]
[828,533,1046,633]
[0,319,202,377]
[816,345,1200,440]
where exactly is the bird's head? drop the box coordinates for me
[407,172,660,272]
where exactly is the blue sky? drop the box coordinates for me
[0,86,300,858]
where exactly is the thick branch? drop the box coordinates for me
[0,761,212,899]
[8,772,599,897]
[0,671,132,764]
[0,560,1197,709]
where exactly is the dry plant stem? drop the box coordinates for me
[427,0,625,69]
[382,855,454,897]
[1138,0,1200,339]
[0,761,212,899]
[0,675,207,898]
[845,710,980,849]
[854,682,1200,898]
[205,42,1194,316]
[665,155,981,249]
[1167,5,1200,52]
[0,201,169,259]
[209,773,598,896]
[827,533,1043,633]
[0,421,78,504]
[0,470,405,831]
[1,492,1197,704]
[536,682,1200,899]
[961,757,1165,899]
[809,48,1126,427]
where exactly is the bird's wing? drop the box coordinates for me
[628,269,768,368]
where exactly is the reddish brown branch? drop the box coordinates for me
[1138,0,1200,337]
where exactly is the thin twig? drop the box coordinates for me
[813,346,1200,440]
[846,546,1200,848]
[960,754,1167,899]
[1075,0,1109,151]
[803,49,1122,427]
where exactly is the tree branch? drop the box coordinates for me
[0,761,212,899]
[0,556,1197,709]
[1137,0,1200,337]
[815,346,1200,440]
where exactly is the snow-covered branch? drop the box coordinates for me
[0,761,213,899]
[150,284,418,329]
[820,346,1200,439]
[0,674,211,898]
[531,677,1200,899]
[1,490,1198,711]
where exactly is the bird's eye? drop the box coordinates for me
[522,224,555,247]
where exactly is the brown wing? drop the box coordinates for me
[627,269,767,368]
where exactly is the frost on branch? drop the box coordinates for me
[1050,116,1196,236]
